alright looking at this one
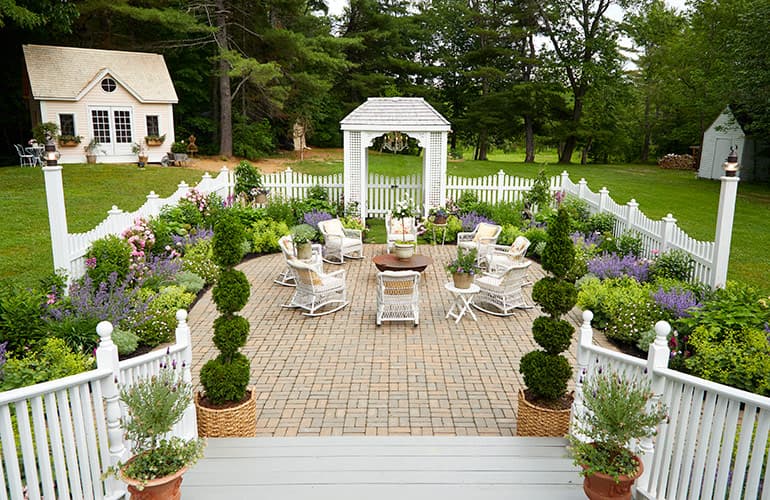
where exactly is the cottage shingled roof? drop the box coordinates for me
[340,97,450,131]
[23,45,178,103]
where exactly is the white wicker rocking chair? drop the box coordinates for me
[472,261,533,316]
[385,212,418,253]
[376,270,420,326]
[283,259,348,316]
[457,222,502,265]
[318,218,364,264]
[481,236,533,286]
[274,235,323,286]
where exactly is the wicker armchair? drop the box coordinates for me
[472,261,532,316]
[283,259,348,316]
[481,236,532,274]
[385,213,418,253]
[457,222,502,264]
[376,270,420,326]
[318,218,364,264]
[274,235,323,286]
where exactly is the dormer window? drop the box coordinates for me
[101,78,117,92]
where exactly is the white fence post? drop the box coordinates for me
[578,178,588,200]
[660,214,677,253]
[95,321,129,494]
[145,191,161,217]
[42,164,71,277]
[571,310,594,438]
[598,187,609,213]
[624,199,639,234]
[175,310,198,440]
[637,320,671,493]
[560,171,569,190]
[711,176,739,288]
[496,170,505,204]
[106,206,124,234]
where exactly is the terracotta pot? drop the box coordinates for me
[432,215,448,225]
[582,455,643,500]
[195,386,257,437]
[138,155,148,167]
[86,154,96,164]
[393,243,415,260]
[59,140,79,147]
[121,458,187,500]
[296,242,313,260]
[452,272,473,289]
[516,389,572,437]
[146,139,163,147]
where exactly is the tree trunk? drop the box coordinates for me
[581,137,592,165]
[641,94,651,162]
[477,128,489,161]
[559,88,586,164]
[524,114,535,163]
[215,0,233,157]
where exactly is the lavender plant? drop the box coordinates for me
[587,253,651,282]
[652,287,702,319]
[459,211,494,231]
[303,209,333,230]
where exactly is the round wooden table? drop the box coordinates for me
[372,254,434,273]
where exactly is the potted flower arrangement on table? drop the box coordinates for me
[290,223,317,260]
[106,357,205,499]
[446,247,480,289]
[570,368,667,500]
[517,205,577,436]
[392,196,418,260]
[428,206,449,225]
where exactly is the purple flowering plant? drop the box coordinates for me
[652,287,702,319]
[0,341,7,375]
[587,253,651,282]
[303,209,333,230]
[459,211,494,232]
[446,247,480,275]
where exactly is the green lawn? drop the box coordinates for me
[2,153,768,293]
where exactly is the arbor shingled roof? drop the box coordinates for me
[340,97,450,131]
[23,44,178,103]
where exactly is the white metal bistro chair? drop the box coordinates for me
[283,259,348,316]
[385,212,418,253]
[472,261,533,316]
[14,144,35,167]
[274,235,323,286]
[376,270,420,326]
[482,235,532,275]
[457,222,502,265]
[317,218,364,264]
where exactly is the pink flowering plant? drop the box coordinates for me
[184,188,209,215]
[122,217,156,279]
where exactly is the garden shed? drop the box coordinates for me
[698,106,769,182]
[22,44,178,164]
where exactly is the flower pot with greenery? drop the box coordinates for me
[196,211,256,436]
[429,206,449,225]
[234,160,266,205]
[517,205,577,436]
[106,358,205,499]
[32,121,59,144]
[291,223,317,260]
[392,196,418,259]
[570,368,667,500]
[132,142,148,167]
[84,138,105,164]
[446,247,480,289]
[145,134,166,147]
[58,134,83,147]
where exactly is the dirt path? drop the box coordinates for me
[182,148,343,173]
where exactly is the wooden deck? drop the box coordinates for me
[181,436,584,499]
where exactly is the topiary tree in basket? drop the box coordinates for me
[517,205,577,436]
[195,211,256,436]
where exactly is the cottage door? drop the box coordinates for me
[89,107,135,157]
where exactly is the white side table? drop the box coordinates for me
[432,223,448,245]
[444,282,480,323]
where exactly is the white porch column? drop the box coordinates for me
[42,165,70,277]
[343,130,364,217]
[711,176,739,288]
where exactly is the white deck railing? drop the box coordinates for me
[573,311,770,500]
[0,310,196,500]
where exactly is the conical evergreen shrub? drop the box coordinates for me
[520,205,577,402]
[199,211,251,405]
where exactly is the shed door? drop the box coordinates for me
[90,107,134,156]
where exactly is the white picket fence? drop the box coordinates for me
[445,170,562,205]
[573,311,770,500]
[64,168,233,281]
[0,310,196,500]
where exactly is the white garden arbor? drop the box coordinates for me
[340,97,451,218]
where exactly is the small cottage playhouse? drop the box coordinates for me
[22,45,178,164]
[698,106,769,182]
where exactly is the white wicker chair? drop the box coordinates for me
[482,236,532,273]
[472,261,532,316]
[385,212,418,253]
[283,259,348,316]
[274,235,323,286]
[457,222,502,264]
[376,270,420,326]
[318,218,364,264]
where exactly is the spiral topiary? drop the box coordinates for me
[199,211,252,406]
[520,205,577,403]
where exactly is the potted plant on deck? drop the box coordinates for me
[107,357,205,499]
[392,196,418,260]
[195,211,257,436]
[290,223,317,260]
[517,205,577,436]
[84,138,104,164]
[132,142,149,167]
[570,368,667,500]
[446,247,480,289]
[429,206,449,225]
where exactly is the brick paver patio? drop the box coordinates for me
[188,244,586,437]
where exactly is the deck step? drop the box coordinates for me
[182,436,584,499]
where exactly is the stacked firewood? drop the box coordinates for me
[658,153,696,170]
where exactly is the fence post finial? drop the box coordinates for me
[660,213,677,253]
[95,321,129,493]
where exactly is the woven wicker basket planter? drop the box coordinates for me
[516,389,572,437]
[195,386,257,437]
